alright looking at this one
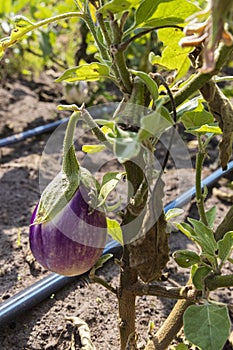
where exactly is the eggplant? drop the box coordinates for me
[29,111,107,276]
[30,186,107,276]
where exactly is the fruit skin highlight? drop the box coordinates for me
[30,186,107,276]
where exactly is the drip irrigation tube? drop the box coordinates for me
[0,105,115,148]
[0,161,233,326]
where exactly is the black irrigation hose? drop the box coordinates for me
[0,105,115,148]
[0,160,233,326]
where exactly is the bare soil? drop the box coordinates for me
[0,74,233,350]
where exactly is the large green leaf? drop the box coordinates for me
[138,106,173,141]
[130,0,199,30]
[149,28,191,80]
[55,63,110,82]
[184,304,231,350]
[182,100,214,129]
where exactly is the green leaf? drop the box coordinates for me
[138,107,173,141]
[98,172,125,207]
[55,63,110,82]
[184,304,231,350]
[108,127,141,163]
[188,218,218,256]
[149,28,191,80]
[206,206,216,229]
[130,69,159,101]
[181,100,214,129]
[106,218,123,245]
[131,0,199,30]
[192,265,212,290]
[165,208,184,221]
[175,222,196,240]
[99,0,141,15]
[0,15,35,59]
[218,231,233,264]
[0,0,12,14]
[82,144,106,154]
[91,253,113,274]
[176,97,199,119]
[188,124,222,135]
[173,250,201,268]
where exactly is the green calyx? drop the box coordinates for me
[34,111,98,224]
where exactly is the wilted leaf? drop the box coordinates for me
[65,316,96,350]
[184,304,231,350]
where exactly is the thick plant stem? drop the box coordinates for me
[195,136,208,226]
[117,157,144,349]
[118,247,138,350]
[150,299,194,349]
[110,17,132,94]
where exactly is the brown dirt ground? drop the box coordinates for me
[0,74,233,350]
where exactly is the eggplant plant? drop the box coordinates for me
[1,0,233,349]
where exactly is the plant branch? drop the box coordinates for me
[80,106,113,150]
[110,17,132,94]
[196,135,208,225]
[129,281,199,301]
[82,9,110,61]
[90,275,117,294]
[149,298,194,349]
[119,25,183,51]
[205,274,233,291]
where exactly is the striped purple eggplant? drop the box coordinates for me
[30,186,107,276]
